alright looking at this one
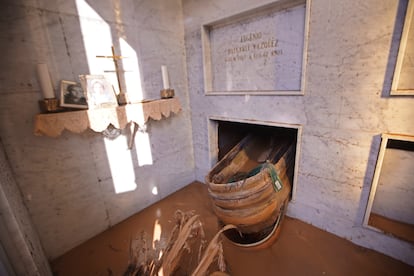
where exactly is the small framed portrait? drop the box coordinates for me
[60,80,88,109]
[79,75,118,109]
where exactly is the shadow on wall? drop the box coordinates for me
[381,0,408,98]
[357,134,381,225]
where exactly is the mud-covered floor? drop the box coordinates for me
[51,181,414,276]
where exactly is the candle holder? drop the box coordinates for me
[38,98,60,113]
[160,88,175,99]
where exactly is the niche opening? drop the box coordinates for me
[208,117,301,201]
[364,133,414,243]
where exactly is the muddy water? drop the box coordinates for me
[51,182,414,275]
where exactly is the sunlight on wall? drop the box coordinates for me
[76,0,136,194]
[119,39,153,166]
[76,0,154,193]
[76,0,113,74]
[120,38,145,101]
[103,136,137,193]
[136,125,154,166]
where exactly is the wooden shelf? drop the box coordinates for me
[34,98,181,137]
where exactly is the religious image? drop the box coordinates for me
[60,80,88,109]
[79,75,118,109]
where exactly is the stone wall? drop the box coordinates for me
[0,0,194,260]
[0,139,51,275]
[182,0,414,265]
[1,0,414,267]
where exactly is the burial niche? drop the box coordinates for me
[207,118,301,247]
[364,134,414,243]
[209,118,301,200]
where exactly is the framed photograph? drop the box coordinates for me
[79,75,118,109]
[391,0,414,95]
[60,80,88,109]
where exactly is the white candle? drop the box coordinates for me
[36,63,55,99]
[161,65,170,89]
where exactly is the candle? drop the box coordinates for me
[161,65,170,89]
[36,63,55,99]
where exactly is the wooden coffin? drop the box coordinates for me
[206,134,295,245]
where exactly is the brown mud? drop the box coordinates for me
[51,182,414,276]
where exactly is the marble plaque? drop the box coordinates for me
[202,0,308,95]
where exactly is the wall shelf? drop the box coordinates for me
[34,98,181,137]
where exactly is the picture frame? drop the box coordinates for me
[60,80,88,109]
[79,75,118,109]
[391,0,414,95]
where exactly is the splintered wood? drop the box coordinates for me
[124,210,234,276]
[206,134,294,246]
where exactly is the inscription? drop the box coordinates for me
[207,3,306,92]
[224,31,283,63]
[240,32,262,42]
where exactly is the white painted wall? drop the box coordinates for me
[183,0,414,265]
[0,0,194,260]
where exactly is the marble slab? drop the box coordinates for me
[202,0,308,94]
